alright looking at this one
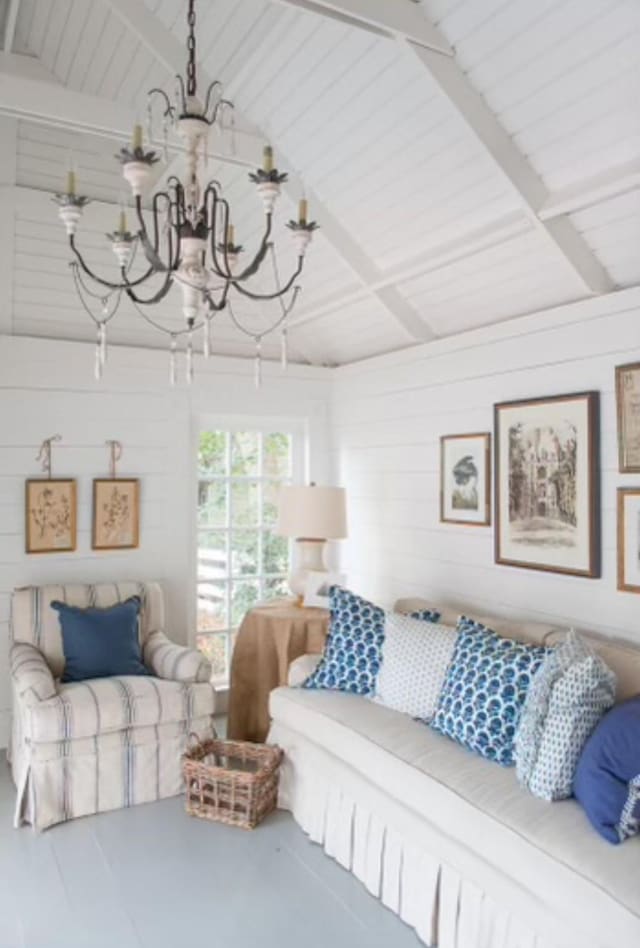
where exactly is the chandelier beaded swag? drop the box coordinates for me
[54,0,317,386]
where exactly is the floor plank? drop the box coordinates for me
[0,759,421,948]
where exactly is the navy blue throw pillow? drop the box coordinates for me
[574,696,640,844]
[52,597,149,682]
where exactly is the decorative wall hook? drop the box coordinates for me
[36,434,62,479]
[105,440,123,479]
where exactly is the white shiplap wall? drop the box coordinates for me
[331,286,640,643]
[0,334,332,746]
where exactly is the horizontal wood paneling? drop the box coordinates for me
[332,289,640,645]
[0,334,332,747]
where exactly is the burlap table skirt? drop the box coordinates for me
[227,599,329,742]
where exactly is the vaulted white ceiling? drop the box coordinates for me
[0,0,638,365]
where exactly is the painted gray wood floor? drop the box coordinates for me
[0,760,421,948]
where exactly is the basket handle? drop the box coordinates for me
[186,724,218,750]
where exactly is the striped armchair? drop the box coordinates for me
[9,582,215,831]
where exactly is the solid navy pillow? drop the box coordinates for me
[574,696,640,844]
[51,596,149,683]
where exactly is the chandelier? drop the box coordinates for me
[54,0,317,386]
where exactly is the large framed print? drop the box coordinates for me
[440,433,491,526]
[616,362,640,472]
[617,488,640,594]
[494,392,600,577]
[92,479,140,550]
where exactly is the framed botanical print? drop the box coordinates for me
[616,362,640,472]
[92,479,140,550]
[494,392,600,577]
[25,479,77,554]
[617,489,640,593]
[440,433,491,526]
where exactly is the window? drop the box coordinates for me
[196,428,295,682]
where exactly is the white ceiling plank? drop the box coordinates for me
[102,0,436,343]
[3,0,22,52]
[539,158,640,220]
[270,0,453,53]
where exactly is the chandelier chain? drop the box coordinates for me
[186,0,197,98]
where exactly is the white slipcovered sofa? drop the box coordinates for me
[268,599,640,948]
[9,581,216,831]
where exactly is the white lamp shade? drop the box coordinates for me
[275,485,347,540]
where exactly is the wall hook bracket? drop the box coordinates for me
[36,434,62,479]
[106,440,123,479]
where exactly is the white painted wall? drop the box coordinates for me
[0,335,332,747]
[331,287,640,644]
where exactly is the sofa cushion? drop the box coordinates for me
[303,586,385,695]
[431,617,549,766]
[270,686,640,944]
[574,696,640,844]
[375,613,458,721]
[52,597,148,682]
[26,675,215,743]
[516,632,616,800]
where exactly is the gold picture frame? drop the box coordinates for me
[440,433,491,526]
[617,488,640,594]
[25,479,77,554]
[616,362,640,473]
[92,479,140,550]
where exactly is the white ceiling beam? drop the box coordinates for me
[2,0,21,52]
[0,117,17,334]
[407,42,613,296]
[539,158,640,219]
[0,56,261,168]
[270,0,452,53]
[103,0,435,343]
[276,0,613,297]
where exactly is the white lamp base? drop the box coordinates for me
[288,539,326,600]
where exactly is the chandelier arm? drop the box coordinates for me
[203,279,231,313]
[129,296,206,336]
[232,215,274,283]
[71,265,122,324]
[231,257,304,301]
[202,80,223,120]
[148,87,176,120]
[210,98,234,126]
[124,271,174,306]
[68,235,132,291]
[205,187,234,280]
[175,73,187,114]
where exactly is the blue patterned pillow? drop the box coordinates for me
[430,617,549,766]
[409,608,441,623]
[303,586,385,695]
[515,632,616,800]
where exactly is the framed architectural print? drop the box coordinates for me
[494,392,600,577]
[616,362,640,472]
[92,479,140,550]
[617,489,640,594]
[440,433,491,525]
[25,479,77,554]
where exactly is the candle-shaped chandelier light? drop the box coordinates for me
[54,0,317,386]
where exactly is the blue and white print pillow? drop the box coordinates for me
[303,586,385,695]
[515,631,616,801]
[430,617,549,766]
[408,608,441,623]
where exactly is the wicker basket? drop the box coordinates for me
[182,734,283,830]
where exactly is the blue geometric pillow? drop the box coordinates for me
[574,696,640,844]
[303,586,385,695]
[430,617,549,766]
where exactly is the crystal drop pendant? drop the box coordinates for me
[186,332,194,386]
[203,318,211,359]
[280,328,288,371]
[169,336,177,387]
[254,339,262,390]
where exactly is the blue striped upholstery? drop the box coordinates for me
[9,581,216,831]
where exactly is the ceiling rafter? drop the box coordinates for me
[101,0,435,344]
[275,0,614,298]
[2,0,21,52]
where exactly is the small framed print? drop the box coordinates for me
[617,489,640,594]
[440,433,491,526]
[25,479,77,554]
[303,570,346,609]
[616,362,640,472]
[92,479,140,550]
[495,391,600,577]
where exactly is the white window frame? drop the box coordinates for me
[192,415,306,683]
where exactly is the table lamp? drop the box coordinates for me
[275,483,347,600]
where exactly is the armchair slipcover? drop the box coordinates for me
[10,582,215,831]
